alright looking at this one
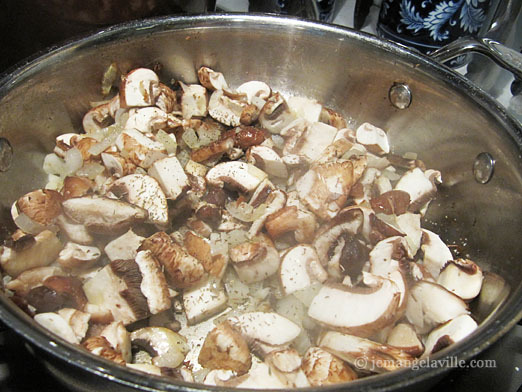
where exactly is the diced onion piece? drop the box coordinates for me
[43,153,67,176]
[64,147,84,175]
[181,128,201,149]
[88,125,123,156]
[156,130,177,155]
[76,162,105,179]
[45,174,64,191]
[101,63,119,96]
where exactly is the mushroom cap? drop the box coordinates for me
[437,258,483,301]
[423,314,478,356]
[206,161,267,193]
[120,68,160,108]
[237,81,271,104]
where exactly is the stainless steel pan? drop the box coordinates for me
[0,14,521,392]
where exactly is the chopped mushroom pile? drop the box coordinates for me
[1,65,492,388]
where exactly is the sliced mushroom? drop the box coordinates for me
[287,96,322,123]
[62,196,147,234]
[83,336,126,365]
[283,120,338,162]
[437,258,483,301]
[131,327,189,368]
[237,80,271,104]
[318,128,356,162]
[258,93,296,134]
[355,122,390,155]
[183,277,228,325]
[279,245,327,296]
[155,83,179,113]
[319,107,348,130]
[184,231,228,278]
[395,212,422,256]
[229,235,280,284]
[190,134,235,163]
[5,266,65,296]
[110,174,169,226]
[227,312,301,347]
[134,250,171,315]
[0,230,63,277]
[370,190,410,216]
[405,280,469,334]
[318,331,414,372]
[100,321,132,363]
[124,106,168,133]
[308,273,401,338]
[265,348,310,388]
[302,347,358,386]
[296,157,367,220]
[180,82,208,119]
[246,145,288,179]
[56,242,101,270]
[248,189,286,238]
[12,189,62,234]
[208,90,246,127]
[120,68,160,108]
[198,320,252,375]
[206,161,267,193]
[197,67,228,91]
[34,311,86,344]
[115,129,167,169]
[423,314,478,356]
[56,214,94,245]
[62,176,94,200]
[82,102,113,134]
[386,323,424,357]
[420,229,454,278]
[207,361,286,389]
[394,167,441,212]
[104,229,145,262]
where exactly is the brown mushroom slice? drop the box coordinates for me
[437,258,483,301]
[198,67,228,91]
[318,331,414,372]
[282,119,338,162]
[56,242,101,270]
[56,214,94,245]
[0,230,63,277]
[258,93,296,134]
[248,189,286,238]
[394,167,441,212]
[180,82,208,119]
[296,157,367,221]
[184,231,228,278]
[83,336,126,365]
[229,235,280,284]
[208,90,245,127]
[190,135,235,163]
[308,273,401,338]
[206,161,267,193]
[110,174,168,226]
[12,189,62,234]
[198,321,252,375]
[183,277,228,325]
[5,266,65,296]
[355,122,390,155]
[302,347,358,386]
[115,129,167,169]
[104,229,145,262]
[265,348,310,388]
[228,312,301,347]
[140,231,205,289]
[246,145,288,179]
[135,250,171,315]
[62,196,147,234]
[154,83,179,113]
[279,245,327,296]
[423,314,478,356]
[131,327,189,368]
[120,68,160,108]
[370,190,411,216]
[100,321,132,363]
[421,229,454,278]
[405,280,469,334]
[386,323,424,357]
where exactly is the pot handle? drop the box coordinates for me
[430,37,522,81]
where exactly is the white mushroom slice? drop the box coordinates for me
[394,167,440,212]
[287,96,322,123]
[386,323,424,357]
[148,156,189,201]
[56,214,94,245]
[125,107,168,133]
[120,68,160,108]
[395,212,422,256]
[208,90,245,127]
[62,196,147,234]
[355,122,390,155]
[0,230,63,277]
[258,93,296,134]
[437,258,483,301]
[82,103,113,134]
[229,235,280,284]
[131,327,189,368]
[180,82,208,119]
[57,308,91,342]
[265,348,310,388]
[154,83,179,113]
[101,321,132,363]
[110,174,168,226]
[198,67,229,91]
[296,157,367,220]
[57,242,101,269]
[318,128,356,162]
[279,245,327,296]
[237,81,271,104]
[248,189,286,238]
[308,273,401,338]
[134,250,171,315]
[5,266,65,296]
[206,162,267,193]
[405,280,469,334]
[302,347,358,386]
[198,321,252,375]
[213,361,286,389]
[369,236,409,276]
[421,229,454,278]
[318,331,414,372]
[183,277,228,325]
[104,229,144,262]
[423,314,478,356]
[228,312,301,346]
[282,120,338,162]
[12,189,62,235]
[246,145,288,179]
[34,312,80,344]
[116,129,167,169]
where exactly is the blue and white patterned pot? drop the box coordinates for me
[377,0,493,56]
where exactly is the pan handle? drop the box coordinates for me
[430,37,522,81]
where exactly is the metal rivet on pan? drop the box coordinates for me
[473,152,495,184]
[389,83,412,109]
[0,138,13,172]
